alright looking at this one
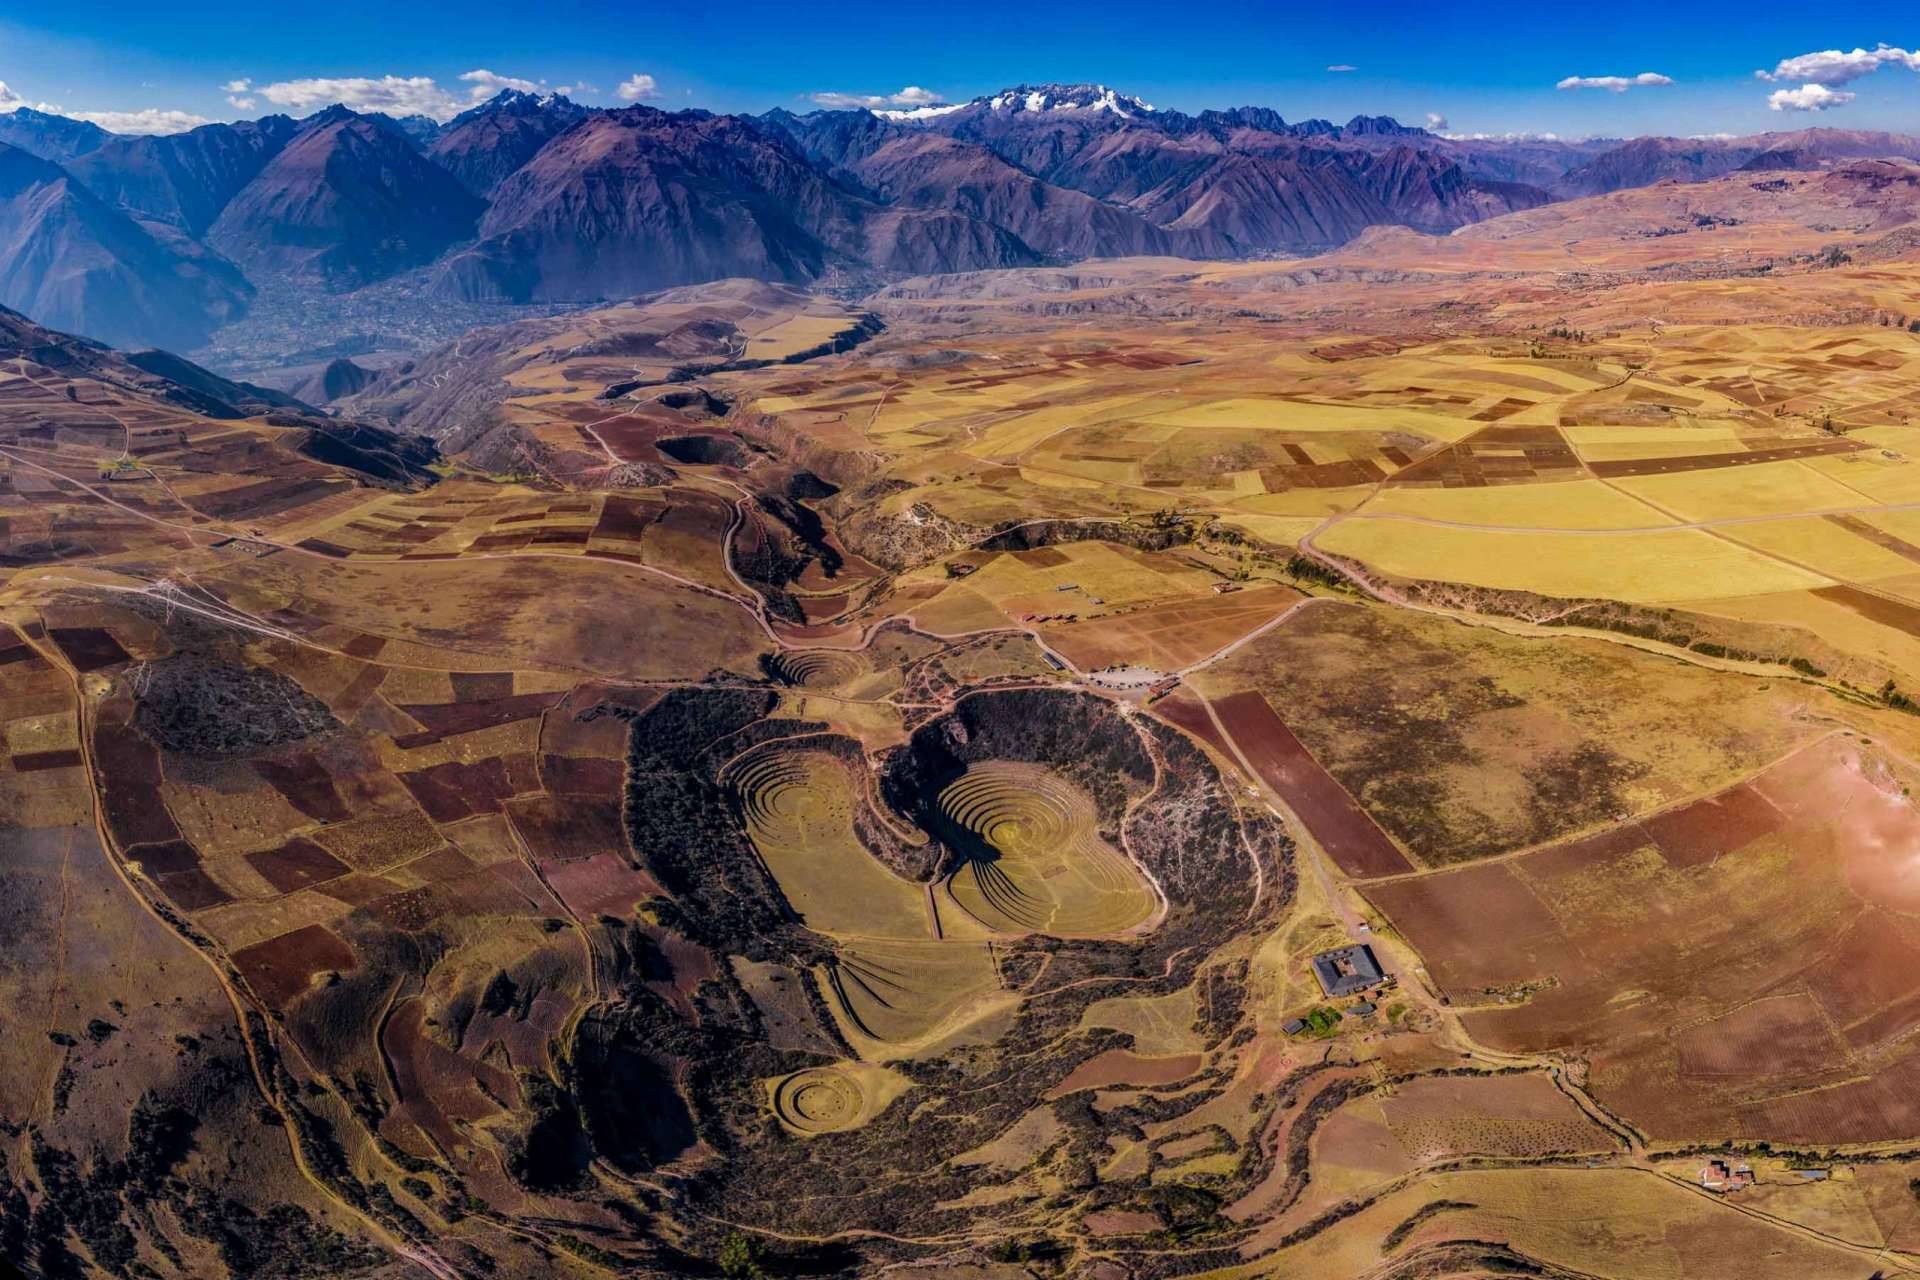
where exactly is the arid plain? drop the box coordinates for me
[11,159,1920,1279]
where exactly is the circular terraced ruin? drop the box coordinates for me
[770,1067,866,1134]
[938,761,1157,937]
[769,648,868,689]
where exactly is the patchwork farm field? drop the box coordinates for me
[13,162,1920,1279]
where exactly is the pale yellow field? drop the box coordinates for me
[905,541,1220,615]
[1221,1167,1879,1279]
[1612,459,1871,522]
[1356,479,1672,531]
[1703,588,1920,676]
[1142,397,1477,441]
[1215,513,1330,547]
[1720,517,1920,583]
[1800,450,1920,504]
[747,313,855,357]
[967,394,1153,458]
[1315,519,1831,602]
[1560,423,1750,447]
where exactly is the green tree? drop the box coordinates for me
[719,1232,767,1279]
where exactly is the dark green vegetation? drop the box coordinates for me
[132,656,341,757]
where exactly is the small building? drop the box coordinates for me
[1793,1169,1830,1181]
[1350,1001,1376,1016]
[1702,1159,1755,1192]
[1311,944,1386,998]
[1281,1017,1307,1035]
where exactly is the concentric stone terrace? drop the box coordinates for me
[731,750,850,845]
[770,1068,865,1134]
[938,761,1157,937]
[769,648,868,689]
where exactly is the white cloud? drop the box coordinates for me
[1556,72,1674,93]
[228,95,256,110]
[0,82,208,133]
[0,80,64,114]
[1443,131,1568,142]
[1757,44,1920,85]
[68,108,214,135]
[1768,83,1856,112]
[458,68,540,102]
[1425,112,1448,130]
[222,78,251,94]
[257,74,464,120]
[809,85,948,110]
[616,73,660,102]
[1326,64,1358,73]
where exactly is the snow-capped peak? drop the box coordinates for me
[983,84,1155,117]
[873,101,966,121]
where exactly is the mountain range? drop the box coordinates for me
[3,83,1920,352]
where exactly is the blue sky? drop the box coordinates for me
[3,2,1919,137]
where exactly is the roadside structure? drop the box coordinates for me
[1311,943,1386,997]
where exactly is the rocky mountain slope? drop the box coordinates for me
[6,84,1920,354]
[0,142,250,349]
[434,105,1037,302]
[428,89,591,196]
[206,105,486,286]
[68,116,300,236]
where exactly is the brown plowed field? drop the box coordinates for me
[1040,584,1302,672]
[1365,738,1920,1141]
[1208,691,1413,877]
[1587,438,1866,477]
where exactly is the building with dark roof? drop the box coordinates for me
[1311,944,1385,997]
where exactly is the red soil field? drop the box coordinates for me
[540,755,625,795]
[398,691,567,737]
[1363,862,1574,995]
[155,867,233,910]
[1369,738,1920,1141]
[594,495,664,541]
[506,795,629,862]
[398,754,538,821]
[48,626,131,671]
[1675,993,1845,1079]
[1041,584,1302,672]
[9,748,81,770]
[1209,690,1413,877]
[1152,688,1237,764]
[543,851,661,918]
[1048,1050,1204,1097]
[233,924,358,1004]
[1586,437,1866,477]
[253,753,351,822]
[246,837,350,893]
[1641,781,1787,868]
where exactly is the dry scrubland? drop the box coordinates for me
[13,163,1920,1278]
